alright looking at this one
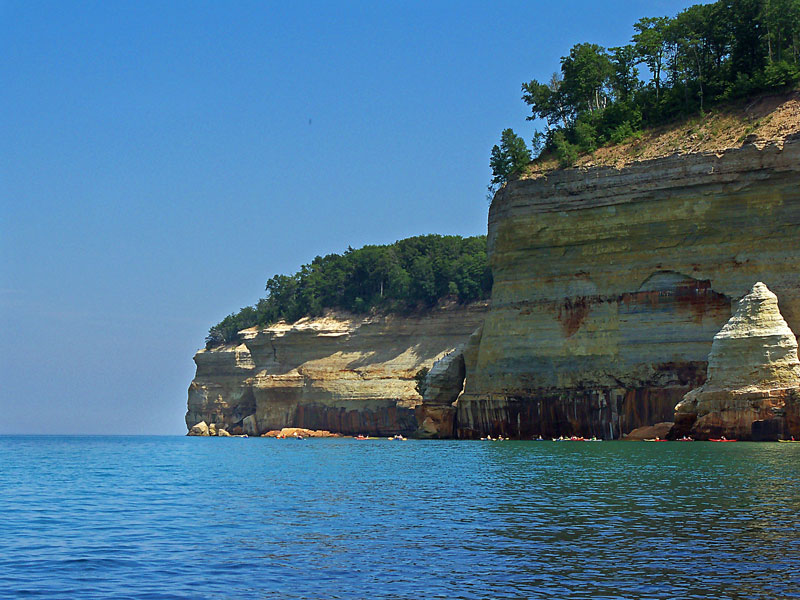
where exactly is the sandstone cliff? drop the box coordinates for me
[452,135,800,439]
[186,303,487,436]
[186,343,256,432]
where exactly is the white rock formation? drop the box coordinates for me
[188,421,210,436]
[674,282,800,438]
[702,282,800,390]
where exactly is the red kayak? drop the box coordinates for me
[709,438,738,442]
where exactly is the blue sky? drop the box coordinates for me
[1,0,705,434]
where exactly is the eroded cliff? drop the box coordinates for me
[186,303,487,435]
[188,128,799,440]
[454,135,800,439]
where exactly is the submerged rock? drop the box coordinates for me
[673,282,800,439]
[622,422,674,440]
[260,427,341,438]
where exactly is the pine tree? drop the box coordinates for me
[489,128,532,192]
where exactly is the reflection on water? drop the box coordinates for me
[0,437,798,599]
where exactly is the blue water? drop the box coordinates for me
[1,437,798,599]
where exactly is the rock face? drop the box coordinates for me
[458,136,800,439]
[187,421,209,436]
[186,343,256,433]
[415,325,481,438]
[186,303,487,436]
[673,282,800,439]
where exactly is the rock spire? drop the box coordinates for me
[673,282,800,439]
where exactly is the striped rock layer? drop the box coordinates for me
[453,136,800,439]
[186,303,487,436]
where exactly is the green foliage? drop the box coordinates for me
[763,60,800,87]
[560,43,614,113]
[632,16,671,99]
[521,74,570,129]
[553,131,578,167]
[206,235,492,347]
[609,121,636,145]
[205,307,258,349]
[573,119,598,153]
[610,45,640,102]
[509,0,800,165]
[489,128,532,191]
[531,130,546,156]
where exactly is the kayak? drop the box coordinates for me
[778,439,800,443]
[709,439,738,442]
[644,439,668,442]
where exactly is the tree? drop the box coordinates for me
[670,3,718,112]
[726,0,767,78]
[206,235,493,347]
[610,45,641,102]
[633,16,671,99]
[508,0,800,170]
[560,43,614,113]
[762,0,800,64]
[414,367,429,397]
[522,73,571,129]
[489,128,531,192]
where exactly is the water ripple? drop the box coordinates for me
[0,436,798,599]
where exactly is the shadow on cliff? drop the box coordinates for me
[343,339,454,371]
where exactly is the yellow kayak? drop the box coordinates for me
[778,439,800,443]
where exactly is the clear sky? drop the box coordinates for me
[1,0,705,434]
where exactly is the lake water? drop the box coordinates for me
[1,436,798,599]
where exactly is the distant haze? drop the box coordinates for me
[0,0,704,434]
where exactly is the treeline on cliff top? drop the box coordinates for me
[490,0,800,182]
[206,235,492,348]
